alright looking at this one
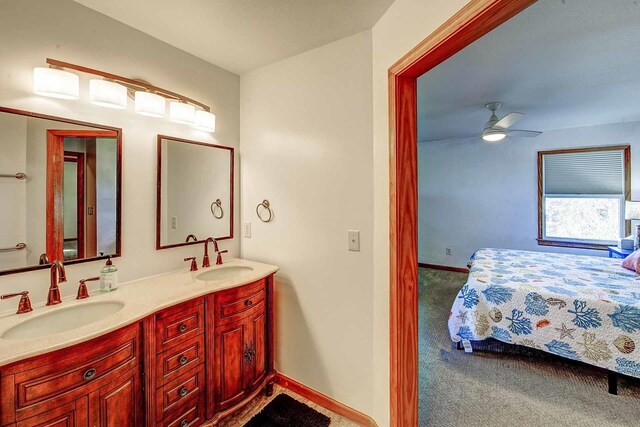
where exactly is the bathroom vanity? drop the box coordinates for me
[0,259,278,427]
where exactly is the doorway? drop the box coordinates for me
[46,129,118,262]
[387,1,537,425]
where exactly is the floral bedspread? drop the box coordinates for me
[448,248,640,378]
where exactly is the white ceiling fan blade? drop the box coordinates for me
[495,112,524,129]
[420,134,481,143]
[506,130,542,138]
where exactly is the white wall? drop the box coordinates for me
[419,121,640,268]
[96,137,118,255]
[371,0,471,424]
[240,31,374,415]
[0,114,27,269]
[0,0,239,312]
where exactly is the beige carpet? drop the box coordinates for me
[418,268,640,427]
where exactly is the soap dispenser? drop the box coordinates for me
[100,256,118,292]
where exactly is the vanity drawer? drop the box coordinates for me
[156,298,205,353]
[156,364,205,420]
[161,393,205,427]
[8,323,140,411]
[214,279,266,325]
[157,334,205,385]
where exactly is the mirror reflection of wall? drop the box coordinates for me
[0,109,120,274]
[158,136,233,248]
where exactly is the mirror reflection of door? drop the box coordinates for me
[63,152,85,260]
[46,130,118,262]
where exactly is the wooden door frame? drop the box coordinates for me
[46,130,118,262]
[387,1,538,425]
[63,151,86,259]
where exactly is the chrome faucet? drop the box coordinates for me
[203,237,217,268]
[47,260,67,305]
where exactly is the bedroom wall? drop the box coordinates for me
[0,0,239,312]
[419,120,640,268]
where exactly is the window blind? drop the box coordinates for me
[543,149,625,195]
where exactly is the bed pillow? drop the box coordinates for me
[621,249,640,273]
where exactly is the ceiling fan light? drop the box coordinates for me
[482,130,506,143]
[89,79,127,109]
[33,67,79,99]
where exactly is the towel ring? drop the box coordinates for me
[210,199,224,219]
[256,200,273,223]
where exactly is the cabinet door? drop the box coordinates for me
[90,367,140,427]
[214,320,247,411]
[16,400,85,427]
[245,309,267,390]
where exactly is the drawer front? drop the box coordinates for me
[162,394,205,427]
[12,325,140,410]
[214,279,265,325]
[158,334,205,385]
[157,364,205,419]
[156,299,204,353]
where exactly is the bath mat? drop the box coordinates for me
[243,393,331,427]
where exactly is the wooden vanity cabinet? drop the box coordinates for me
[0,322,143,427]
[0,273,275,427]
[206,277,275,423]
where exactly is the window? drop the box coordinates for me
[538,146,630,249]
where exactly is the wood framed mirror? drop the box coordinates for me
[156,135,234,250]
[0,107,122,276]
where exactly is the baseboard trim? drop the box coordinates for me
[418,262,469,273]
[275,373,378,427]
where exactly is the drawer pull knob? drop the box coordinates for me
[181,419,189,427]
[179,355,188,365]
[179,387,188,397]
[83,368,97,381]
[179,323,188,332]
[244,299,253,307]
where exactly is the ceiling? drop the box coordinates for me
[73,0,393,75]
[418,0,640,143]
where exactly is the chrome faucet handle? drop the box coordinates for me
[184,257,198,272]
[77,277,100,300]
[216,250,228,265]
[1,291,33,314]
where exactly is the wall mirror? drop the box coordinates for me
[157,135,233,249]
[0,107,121,276]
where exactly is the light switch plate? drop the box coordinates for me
[171,216,177,230]
[348,230,360,252]
[243,222,252,238]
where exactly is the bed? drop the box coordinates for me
[448,248,640,385]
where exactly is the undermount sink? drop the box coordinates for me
[197,266,254,281]
[1,301,125,341]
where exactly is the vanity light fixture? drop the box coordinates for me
[134,91,165,118]
[169,101,196,125]
[195,110,216,132]
[33,58,217,132]
[89,79,128,109]
[33,67,79,99]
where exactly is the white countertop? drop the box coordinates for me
[0,258,278,367]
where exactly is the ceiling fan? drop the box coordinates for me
[480,102,542,142]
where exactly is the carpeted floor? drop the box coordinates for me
[418,268,640,427]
